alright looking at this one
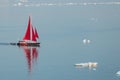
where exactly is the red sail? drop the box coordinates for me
[23,16,37,42]
[35,28,39,39]
[32,26,37,41]
[23,16,31,40]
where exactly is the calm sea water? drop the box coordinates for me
[0,1,120,80]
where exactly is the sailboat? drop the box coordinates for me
[17,16,40,47]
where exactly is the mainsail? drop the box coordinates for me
[23,16,31,41]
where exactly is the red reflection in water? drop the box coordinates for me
[21,47,39,73]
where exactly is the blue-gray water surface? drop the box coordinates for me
[0,1,120,80]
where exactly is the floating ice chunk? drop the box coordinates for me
[83,39,91,44]
[116,71,120,76]
[87,40,91,44]
[74,62,98,69]
[83,39,87,44]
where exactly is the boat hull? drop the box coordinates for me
[17,42,40,47]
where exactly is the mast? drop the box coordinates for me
[30,16,32,42]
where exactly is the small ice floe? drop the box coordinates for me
[83,39,91,44]
[74,62,98,70]
[116,71,120,76]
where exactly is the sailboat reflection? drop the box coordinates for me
[21,46,39,73]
